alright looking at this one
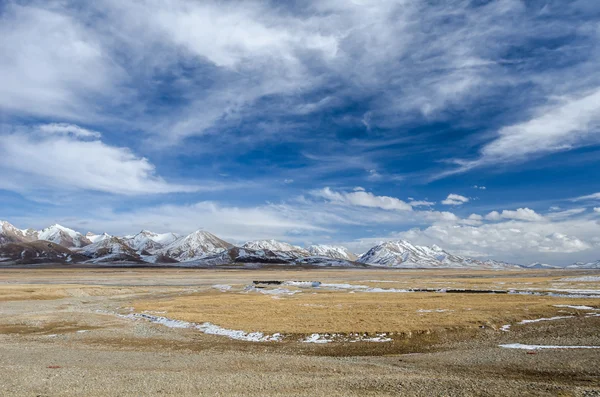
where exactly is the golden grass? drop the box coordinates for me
[0,284,152,301]
[132,290,599,334]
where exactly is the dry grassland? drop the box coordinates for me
[132,290,599,335]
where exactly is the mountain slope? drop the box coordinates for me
[358,240,516,269]
[38,224,92,248]
[124,230,180,254]
[522,262,560,269]
[187,247,361,267]
[0,220,37,245]
[86,232,112,244]
[242,240,310,258]
[161,230,232,261]
[307,245,357,261]
[0,241,87,264]
[566,260,600,269]
[79,237,143,263]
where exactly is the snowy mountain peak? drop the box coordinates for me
[80,237,142,263]
[358,240,516,269]
[523,262,559,269]
[38,224,91,248]
[161,230,232,262]
[124,230,180,253]
[566,260,600,269]
[86,232,112,244]
[307,244,358,261]
[242,239,309,255]
[0,220,37,244]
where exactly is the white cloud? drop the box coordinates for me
[473,185,486,190]
[441,88,600,177]
[408,200,435,207]
[0,4,119,120]
[441,194,469,206]
[546,208,587,220]
[594,208,600,213]
[0,127,198,195]
[312,187,413,211]
[480,89,600,164]
[486,208,545,222]
[395,217,598,264]
[573,192,600,201]
[38,123,101,139]
[13,201,329,244]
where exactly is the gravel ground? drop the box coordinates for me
[0,269,599,396]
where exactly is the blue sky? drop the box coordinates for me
[1,0,600,265]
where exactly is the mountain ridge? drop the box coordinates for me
[1,219,592,268]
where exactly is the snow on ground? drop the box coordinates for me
[417,309,452,313]
[212,284,232,292]
[518,316,574,324]
[283,281,321,288]
[302,333,392,343]
[500,344,600,350]
[319,283,410,293]
[559,276,600,282]
[500,325,511,332]
[131,313,283,342]
[244,286,300,295]
[553,304,599,310]
[302,333,334,344]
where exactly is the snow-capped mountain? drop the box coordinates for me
[86,232,112,244]
[79,237,143,263]
[358,240,516,269]
[307,244,358,261]
[38,224,91,248]
[124,230,181,253]
[242,240,310,257]
[0,220,37,244]
[522,262,559,269]
[566,260,600,269]
[187,246,360,267]
[161,230,232,261]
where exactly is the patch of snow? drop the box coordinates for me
[518,316,573,324]
[283,281,321,288]
[560,276,600,282]
[302,333,335,344]
[319,283,410,293]
[130,313,282,342]
[500,324,511,332]
[417,309,452,313]
[500,343,600,350]
[212,284,232,292]
[553,305,599,310]
[302,332,393,343]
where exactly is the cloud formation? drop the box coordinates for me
[312,187,413,211]
[441,194,469,206]
[0,125,198,195]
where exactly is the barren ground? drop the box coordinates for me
[1,267,599,396]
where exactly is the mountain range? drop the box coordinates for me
[0,220,595,269]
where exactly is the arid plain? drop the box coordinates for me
[1,266,599,396]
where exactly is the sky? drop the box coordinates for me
[1,0,600,265]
